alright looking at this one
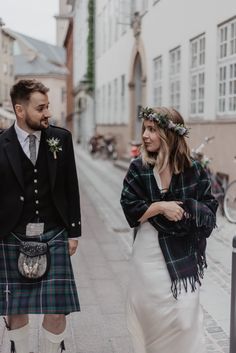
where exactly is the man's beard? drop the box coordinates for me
[25,114,49,131]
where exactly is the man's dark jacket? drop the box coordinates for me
[0,124,81,238]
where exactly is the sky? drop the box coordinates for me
[0,0,59,45]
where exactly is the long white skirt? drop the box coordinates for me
[127,222,206,353]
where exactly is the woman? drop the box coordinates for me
[120,107,218,353]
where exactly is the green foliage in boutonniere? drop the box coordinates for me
[47,137,62,159]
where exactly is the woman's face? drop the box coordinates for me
[142,120,161,152]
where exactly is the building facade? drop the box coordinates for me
[64,18,74,133]
[55,0,72,47]
[95,0,236,180]
[4,30,68,127]
[0,19,15,128]
[70,0,94,147]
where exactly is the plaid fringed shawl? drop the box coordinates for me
[120,157,218,298]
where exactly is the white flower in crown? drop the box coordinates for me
[47,137,62,159]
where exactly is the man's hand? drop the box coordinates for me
[68,239,78,256]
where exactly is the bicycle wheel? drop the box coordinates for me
[223,180,236,223]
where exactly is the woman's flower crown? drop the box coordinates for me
[139,107,190,137]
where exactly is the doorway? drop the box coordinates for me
[134,53,143,142]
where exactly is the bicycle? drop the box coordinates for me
[192,136,236,223]
[224,159,236,223]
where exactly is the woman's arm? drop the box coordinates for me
[139,201,184,223]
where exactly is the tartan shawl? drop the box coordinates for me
[120,157,218,298]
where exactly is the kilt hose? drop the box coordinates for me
[0,228,80,315]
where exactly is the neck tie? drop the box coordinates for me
[28,134,36,165]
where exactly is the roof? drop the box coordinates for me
[18,32,66,66]
[4,29,66,67]
[14,55,68,77]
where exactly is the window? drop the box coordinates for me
[190,34,205,117]
[153,56,162,107]
[4,84,8,100]
[114,78,118,121]
[61,87,66,103]
[102,85,106,123]
[169,47,181,111]
[217,18,236,115]
[10,64,14,77]
[121,74,125,113]
[108,83,112,122]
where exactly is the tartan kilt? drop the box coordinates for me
[0,228,80,315]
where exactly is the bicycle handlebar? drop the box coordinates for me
[193,136,215,154]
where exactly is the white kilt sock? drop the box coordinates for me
[7,324,29,353]
[42,326,66,353]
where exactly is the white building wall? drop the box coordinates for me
[96,0,236,124]
[73,0,88,85]
[96,0,133,125]
[73,0,94,146]
[56,0,72,46]
[0,29,14,109]
[140,0,236,120]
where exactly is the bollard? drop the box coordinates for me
[230,236,236,353]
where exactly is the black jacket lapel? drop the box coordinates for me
[44,127,57,190]
[4,125,24,190]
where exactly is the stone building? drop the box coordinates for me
[0,18,15,128]
[67,0,95,147]
[55,0,72,47]
[95,0,236,180]
[4,29,68,127]
[64,17,74,133]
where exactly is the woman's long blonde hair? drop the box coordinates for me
[141,107,192,174]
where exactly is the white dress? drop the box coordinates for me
[126,171,206,353]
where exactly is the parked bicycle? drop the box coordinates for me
[88,133,117,160]
[192,136,236,223]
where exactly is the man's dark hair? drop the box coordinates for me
[10,79,49,110]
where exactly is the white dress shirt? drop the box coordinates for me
[14,121,41,160]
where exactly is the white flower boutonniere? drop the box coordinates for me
[47,137,62,159]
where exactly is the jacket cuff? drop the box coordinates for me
[68,221,81,237]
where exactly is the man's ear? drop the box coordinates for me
[15,104,25,118]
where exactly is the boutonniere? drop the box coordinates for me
[47,137,62,159]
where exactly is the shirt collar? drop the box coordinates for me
[14,121,41,143]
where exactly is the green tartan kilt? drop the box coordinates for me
[0,228,80,315]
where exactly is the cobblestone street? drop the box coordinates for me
[0,145,234,353]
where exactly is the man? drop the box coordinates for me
[0,80,81,353]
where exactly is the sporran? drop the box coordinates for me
[18,241,50,280]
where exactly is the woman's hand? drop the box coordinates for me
[159,201,184,222]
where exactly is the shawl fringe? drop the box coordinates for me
[60,340,66,352]
[10,341,15,353]
[194,213,217,229]
[3,316,10,330]
[171,274,201,300]
[197,251,207,278]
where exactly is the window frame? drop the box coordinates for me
[189,33,206,118]
[217,18,236,117]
